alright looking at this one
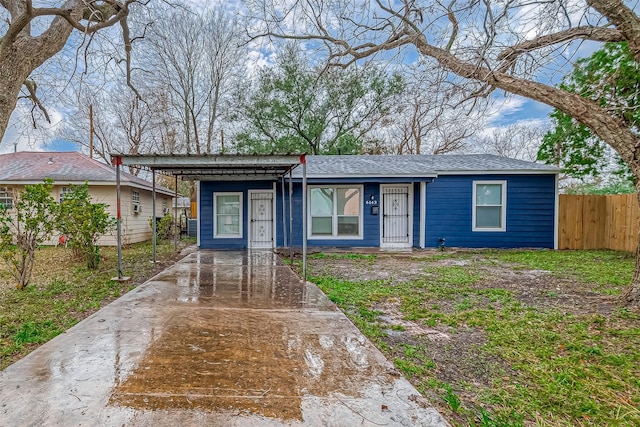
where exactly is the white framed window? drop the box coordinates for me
[308,186,362,239]
[0,186,14,209]
[59,187,73,203]
[472,181,506,231]
[214,192,242,238]
[132,190,140,204]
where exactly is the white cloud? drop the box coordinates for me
[483,96,527,124]
[0,104,63,154]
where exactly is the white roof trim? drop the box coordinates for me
[0,180,175,196]
[435,170,560,175]
[300,173,438,179]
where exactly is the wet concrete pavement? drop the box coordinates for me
[0,250,448,426]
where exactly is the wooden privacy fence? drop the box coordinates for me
[558,194,639,252]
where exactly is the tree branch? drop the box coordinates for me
[497,26,624,61]
[21,78,51,125]
[587,0,640,62]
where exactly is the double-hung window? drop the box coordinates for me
[473,181,506,231]
[59,187,73,203]
[214,192,242,238]
[309,186,362,238]
[0,187,13,209]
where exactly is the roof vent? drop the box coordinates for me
[47,157,54,164]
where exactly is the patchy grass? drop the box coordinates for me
[308,249,640,426]
[0,242,188,370]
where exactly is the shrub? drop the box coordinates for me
[0,179,58,289]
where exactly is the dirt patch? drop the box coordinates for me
[310,254,436,284]
[473,264,620,315]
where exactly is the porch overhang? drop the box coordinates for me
[109,153,308,284]
[111,154,303,181]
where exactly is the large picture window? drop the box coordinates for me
[215,192,242,238]
[309,186,362,238]
[473,181,506,231]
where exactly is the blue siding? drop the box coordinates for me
[200,181,273,249]
[198,174,556,250]
[424,174,556,248]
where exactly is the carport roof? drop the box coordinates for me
[110,153,304,180]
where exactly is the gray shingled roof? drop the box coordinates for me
[294,154,558,177]
[0,152,174,195]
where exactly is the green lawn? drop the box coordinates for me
[0,242,184,370]
[307,250,640,426]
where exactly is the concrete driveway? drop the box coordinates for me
[0,250,448,426]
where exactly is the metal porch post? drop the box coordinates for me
[114,156,123,279]
[281,176,287,250]
[152,170,157,264]
[302,155,307,283]
[174,175,178,252]
[289,169,293,265]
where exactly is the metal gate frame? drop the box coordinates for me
[248,189,276,249]
[380,184,413,248]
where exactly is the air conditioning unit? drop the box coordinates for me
[133,203,142,214]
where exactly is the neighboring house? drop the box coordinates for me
[198,154,559,250]
[0,151,174,245]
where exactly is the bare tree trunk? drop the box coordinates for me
[0,12,74,142]
[0,1,131,144]
[0,66,29,141]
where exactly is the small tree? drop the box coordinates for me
[149,213,173,241]
[57,183,116,269]
[0,179,57,289]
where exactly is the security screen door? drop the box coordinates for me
[249,191,274,248]
[381,186,411,247]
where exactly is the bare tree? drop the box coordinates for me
[391,64,486,155]
[144,6,245,154]
[251,0,640,306]
[0,0,140,145]
[471,123,548,162]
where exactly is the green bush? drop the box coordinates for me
[0,179,57,289]
[57,182,116,269]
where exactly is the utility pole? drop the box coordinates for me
[89,104,94,159]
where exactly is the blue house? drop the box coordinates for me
[196,155,559,251]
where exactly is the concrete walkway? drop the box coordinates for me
[0,250,448,426]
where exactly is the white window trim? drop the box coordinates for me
[214,192,243,239]
[307,185,364,240]
[472,180,507,232]
[132,190,140,204]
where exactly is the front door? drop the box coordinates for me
[249,191,274,249]
[381,185,412,248]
